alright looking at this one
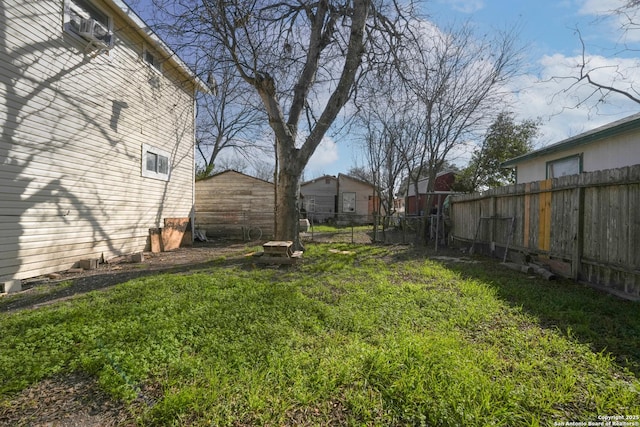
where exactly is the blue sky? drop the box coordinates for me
[302,0,640,178]
[128,0,639,178]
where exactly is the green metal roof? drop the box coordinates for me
[501,112,640,168]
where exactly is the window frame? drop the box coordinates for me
[305,197,316,213]
[342,192,356,213]
[141,144,171,181]
[546,154,582,179]
[63,0,113,48]
[143,47,163,73]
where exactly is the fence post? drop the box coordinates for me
[490,196,497,254]
[572,186,585,280]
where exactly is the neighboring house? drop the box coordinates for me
[195,170,275,239]
[300,174,378,224]
[404,171,456,216]
[336,174,379,225]
[300,175,338,223]
[502,113,640,184]
[0,0,207,291]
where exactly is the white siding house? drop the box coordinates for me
[300,174,378,224]
[300,175,338,223]
[502,113,640,184]
[0,0,207,290]
[336,174,377,225]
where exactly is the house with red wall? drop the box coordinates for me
[404,171,456,216]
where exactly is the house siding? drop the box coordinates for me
[405,172,456,216]
[195,171,275,239]
[514,125,640,183]
[336,175,375,224]
[300,176,338,223]
[1,0,197,282]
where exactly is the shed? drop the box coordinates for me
[404,171,457,216]
[195,170,275,239]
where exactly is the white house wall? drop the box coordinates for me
[337,176,374,222]
[0,0,197,281]
[300,177,337,223]
[516,132,640,183]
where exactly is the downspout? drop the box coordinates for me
[190,89,196,243]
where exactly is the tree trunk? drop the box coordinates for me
[274,151,303,249]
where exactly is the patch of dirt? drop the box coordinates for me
[0,240,259,426]
[0,372,163,427]
[0,373,127,427]
[0,240,256,313]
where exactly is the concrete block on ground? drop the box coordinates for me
[131,252,144,263]
[2,279,22,294]
[78,259,99,270]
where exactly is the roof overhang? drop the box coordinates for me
[501,112,640,168]
[109,0,210,94]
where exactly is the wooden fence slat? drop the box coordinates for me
[450,165,640,299]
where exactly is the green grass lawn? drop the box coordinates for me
[1,243,638,426]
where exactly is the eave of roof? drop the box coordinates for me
[199,169,274,185]
[301,175,337,186]
[337,173,375,187]
[110,0,209,93]
[501,112,640,168]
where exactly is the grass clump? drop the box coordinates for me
[0,243,638,426]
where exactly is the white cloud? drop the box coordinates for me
[507,52,639,149]
[578,0,625,16]
[576,0,640,42]
[306,136,339,174]
[446,0,485,13]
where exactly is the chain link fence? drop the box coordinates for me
[301,214,450,247]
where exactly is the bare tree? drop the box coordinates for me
[353,92,415,239]
[147,0,410,247]
[398,22,523,241]
[195,62,270,178]
[252,160,275,182]
[548,1,640,109]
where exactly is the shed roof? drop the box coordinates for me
[197,169,274,185]
[502,112,640,168]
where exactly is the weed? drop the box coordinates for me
[0,243,638,426]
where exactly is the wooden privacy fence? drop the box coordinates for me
[450,164,640,300]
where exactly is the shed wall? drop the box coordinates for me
[195,171,275,239]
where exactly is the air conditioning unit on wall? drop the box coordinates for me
[79,18,112,49]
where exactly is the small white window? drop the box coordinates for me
[547,155,581,179]
[305,197,316,213]
[142,144,171,181]
[342,192,356,213]
[143,48,162,73]
[63,0,113,49]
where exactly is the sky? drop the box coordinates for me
[302,0,640,178]
[130,0,640,178]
